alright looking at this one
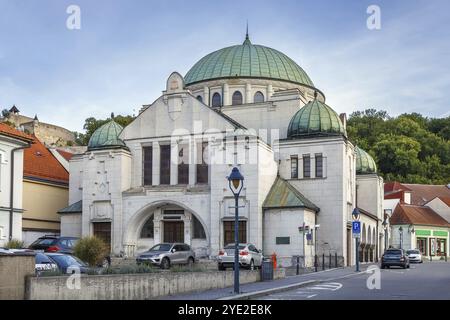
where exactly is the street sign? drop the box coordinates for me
[352,221,361,234]
[306,233,312,241]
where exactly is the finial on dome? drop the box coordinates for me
[243,21,251,45]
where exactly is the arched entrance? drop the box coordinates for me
[123,200,209,257]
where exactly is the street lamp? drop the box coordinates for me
[227,167,244,295]
[399,226,404,249]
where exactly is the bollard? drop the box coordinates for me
[335,252,338,268]
[329,253,332,269]
[296,256,300,275]
[322,254,325,270]
[314,255,318,272]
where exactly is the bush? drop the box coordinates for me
[5,239,24,249]
[171,264,207,273]
[101,264,157,275]
[73,236,109,267]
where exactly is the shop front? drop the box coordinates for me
[415,229,448,259]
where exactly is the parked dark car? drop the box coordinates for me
[381,249,410,269]
[35,252,58,275]
[45,253,91,274]
[29,236,79,254]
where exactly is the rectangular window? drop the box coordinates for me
[143,146,153,186]
[197,142,208,184]
[178,144,189,184]
[303,154,311,178]
[315,153,323,178]
[276,237,290,245]
[290,156,298,179]
[223,221,247,246]
[160,144,171,185]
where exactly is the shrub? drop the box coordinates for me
[73,236,109,267]
[171,264,207,273]
[5,239,24,249]
[101,264,157,275]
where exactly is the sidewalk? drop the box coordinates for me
[161,264,375,300]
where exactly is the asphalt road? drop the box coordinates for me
[257,261,450,300]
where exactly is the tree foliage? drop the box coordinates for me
[74,114,135,145]
[348,109,450,184]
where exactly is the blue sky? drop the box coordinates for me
[0,0,449,132]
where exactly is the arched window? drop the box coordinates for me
[212,93,221,107]
[140,214,154,238]
[196,95,203,103]
[232,91,243,105]
[254,91,264,103]
[192,215,206,239]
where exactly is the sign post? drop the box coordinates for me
[352,208,361,272]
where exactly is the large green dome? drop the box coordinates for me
[185,35,314,87]
[355,146,377,175]
[287,99,347,139]
[87,117,126,151]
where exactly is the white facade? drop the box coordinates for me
[0,134,29,247]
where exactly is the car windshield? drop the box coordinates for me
[35,253,54,264]
[31,238,56,246]
[48,255,86,268]
[407,250,420,254]
[224,244,246,250]
[386,250,402,255]
[149,244,172,252]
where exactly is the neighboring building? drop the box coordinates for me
[21,137,71,245]
[60,33,384,267]
[1,106,76,147]
[384,181,450,259]
[0,123,33,246]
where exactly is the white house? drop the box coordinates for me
[0,123,33,246]
[60,33,384,267]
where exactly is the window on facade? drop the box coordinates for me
[315,153,323,178]
[192,215,206,239]
[254,91,264,103]
[140,214,154,238]
[160,144,171,185]
[197,142,208,184]
[196,95,203,103]
[178,144,189,184]
[303,154,311,178]
[212,93,221,107]
[232,91,243,105]
[143,146,153,186]
[291,156,298,179]
[223,221,247,246]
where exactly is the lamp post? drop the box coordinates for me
[399,226,403,249]
[382,220,388,252]
[227,167,244,295]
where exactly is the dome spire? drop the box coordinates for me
[243,21,251,45]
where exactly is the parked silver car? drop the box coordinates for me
[136,243,195,269]
[217,243,263,270]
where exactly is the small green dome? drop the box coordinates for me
[355,146,377,175]
[87,118,126,151]
[185,35,314,87]
[287,99,347,139]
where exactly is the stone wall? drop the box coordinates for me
[0,253,35,300]
[26,269,285,300]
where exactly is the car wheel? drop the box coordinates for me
[187,257,194,267]
[161,257,170,270]
[407,263,410,269]
[218,263,226,271]
[403,264,407,269]
[249,260,255,270]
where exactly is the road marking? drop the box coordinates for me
[310,282,342,291]
[307,294,317,299]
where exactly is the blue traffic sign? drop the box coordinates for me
[352,221,361,234]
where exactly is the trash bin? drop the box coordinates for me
[260,258,274,281]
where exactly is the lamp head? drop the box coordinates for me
[228,167,244,191]
[352,208,360,220]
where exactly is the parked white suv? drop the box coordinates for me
[217,243,263,270]
[406,249,423,263]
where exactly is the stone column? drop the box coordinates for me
[152,141,160,185]
[267,84,274,99]
[184,212,192,245]
[245,83,252,104]
[170,142,178,185]
[223,83,229,106]
[189,139,197,185]
[203,86,209,106]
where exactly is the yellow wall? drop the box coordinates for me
[22,180,69,232]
